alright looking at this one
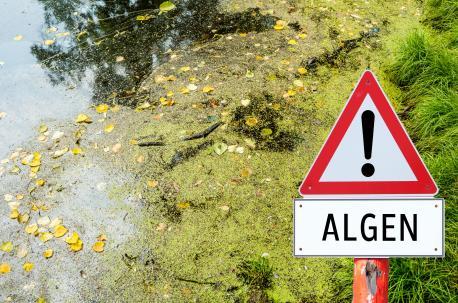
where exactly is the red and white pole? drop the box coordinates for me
[352,258,389,303]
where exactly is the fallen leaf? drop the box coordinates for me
[213,142,228,155]
[179,66,190,72]
[220,205,230,211]
[241,99,250,106]
[25,223,38,234]
[96,104,109,113]
[115,56,124,62]
[156,222,167,231]
[176,201,190,209]
[261,128,273,136]
[72,147,83,155]
[65,232,79,244]
[180,87,190,94]
[202,85,214,93]
[288,39,297,45]
[54,225,68,238]
[147,180,158,188]
[53,147,69,158]
[187,84,198,91]
[17,245,27,258]
[92,241,105,253]
[298,67,307,75]
[43,39,55,45]
[0,112,6,119]
[23,262,34,272]
[245,70,254,78]
[245,116,258,127]
[97,234,107,241]
[43,249,53,258]
[112,143,122,153]
[159,1,176,14]
[36,179,45,186]
[136,14,153,21]
[39,124,48,133]
[14,35,23,41]
[0,241,13,252]
[241,167,253,178]
[75,113,92,123]
[51,130,64,140]
[136,155,145,163]
[39,232,53,242]
[0,263,11,274]
[70,239,83,252]
[104,124,115,133]
[37,216,50,226]
[10,209,19,219]
[4,193,13,202]
[274,20,286,30]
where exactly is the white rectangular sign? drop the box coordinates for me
[294,199,444,257]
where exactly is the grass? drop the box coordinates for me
[385,2,458,302]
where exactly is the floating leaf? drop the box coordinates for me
[70,239,83,252]
[23,262,34,272]
[43,249,53,259]
[0,263,11,274]
[176,201,190,209]
[202,85,214,93]
[0,241,13,253]
[92,241,105,253]
[54,225,68,238]
[25,223,38,234]
[297,67,307,75]
[147,180,158,188]
[261,128,273,136]
[39,232,53,243]
[96,104,109,113]
[241,167,253,178]
[39,124,48,133]
[104,124,115,133]
[43,39,55,45]
[245,116,258,127]
[72,147,83,155]
[159,1,176,14]
[75,114,92,123]
[65,232,79,244]
[213,142,228,155]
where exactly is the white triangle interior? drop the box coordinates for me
[320,95,417,182]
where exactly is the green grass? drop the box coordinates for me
[385,2,458,302]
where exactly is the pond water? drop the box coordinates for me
[0,0,275,158]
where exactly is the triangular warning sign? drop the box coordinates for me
[299,70,438,196]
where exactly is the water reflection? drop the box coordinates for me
[33,0,276,105]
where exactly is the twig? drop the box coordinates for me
[138,141,165,147]
[182,122,223,141]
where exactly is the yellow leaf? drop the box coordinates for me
[245,116,258,127]
[96,103,109,113]
[261,128,273,136]
[297,67,307,75]
[39,232,54,243]
[147,180,158,188]
[0,241,13,252]
[23,262,34,272]
[104,124,115,133]
[18,213,30,224]
[288,39,297,45]
[0,263,11,274]
[179,66,190,72]
[39,124,48,133]
[298,33,307,39]
[43,39,55,45]
[92,241,105,253]
[245,70,254,78]
[202,85,214,93]
[272,103,281,111]
[136,14,152,21]
[176,201,190,209]
[14,35,23,41]
[72,147,83,155]
[115,56,125,62]
[10,209,19,219]
[241,167,253,178]
[54,225,68,238]
[37,297,46,303]
[273,20,286,31]
[75,113,92,123]
[56,31,70,37]
[287,89,296,96]
[43,249,53,259]
[36,179,45,186]
[53,147,69,158]
[65,232,79,244]
[16,194,24,200]
[159,1,176,14]
[180,87,190,94]
[70,239,83,252]
[25,223,38,234]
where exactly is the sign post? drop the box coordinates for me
[294,70,444,302]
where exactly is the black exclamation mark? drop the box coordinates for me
[361,110,375,177]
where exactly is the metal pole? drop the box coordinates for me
[352,258,389,303]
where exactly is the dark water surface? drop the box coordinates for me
[0,0,275,158]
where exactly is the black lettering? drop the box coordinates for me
[322,214,339,241]
[361,213,377,241]
[344,214,357,241]
[383,214,396,241]
[400,214,417,241]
